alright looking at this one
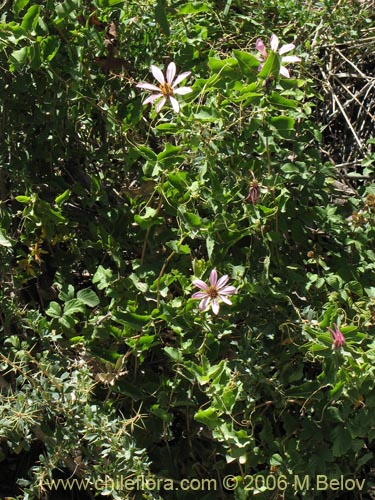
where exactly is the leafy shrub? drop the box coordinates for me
[0,1,375,499]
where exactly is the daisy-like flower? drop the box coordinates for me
[192,269,237,315]
[327,323,346,350]
[136,61,192,113]
[256,34,301,78]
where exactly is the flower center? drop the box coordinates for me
[208,287,218,299]
[159,82,173,97]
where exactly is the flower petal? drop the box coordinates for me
[169,96,180,113]
[219,285,236,296]
[209,269,218,287]
[193,279,209,290]
[173,71,191,87]
[219,295,233,305]
[270,34,279,52]
[281,55,301,63]
[211,299,220,315]
[279,66,290,78]
[151,65,165,85]
[155,96,167,112]
[216,275,229,289]
[192,291,208,299]
[173,86,192,95]
[143,94,163,105]
[136,82,161,91]
[257,62,264,72]
[199,296,211,311]
[279,43,295,55]
[166,62,176,84]
[256,38,267,58]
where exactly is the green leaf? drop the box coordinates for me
[55,0,80,19]
[77,288,100,307]
[15,195,31,204]
[155,0,170,36]
[164,347,183,362]
[63,299,86,316]
[10,46,29,66]
[134,207,162,229]
[232,50,260,74]
[46,302,62,318]
[331,427,352,457]
[93,266,113,290]
[155,123,179,133]
[55,189,70,207]
[270,115,295,139]
[269,92,298,109]
[177,2,210,14]
[165,240,190,254]
[137,145,157,161]
[14,0,30,16]
[194,407,222,430]
[209,57,239,76]
[194,106,221,121]
[40,36,61,62]
[258,52,281,80]
[113,311,151,330]
[29,42,41,69]
[157,143,182,162]
[21,5,40,32]
[0,229,12,247]
[97,0,124,5]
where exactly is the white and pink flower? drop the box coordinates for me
[256,34,301,78]
[136,62,192,113]
[192,269,236,315]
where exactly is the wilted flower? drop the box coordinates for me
[136,61,192,113]
[192,269,236,315]
[245,171,260,204]
[256,34,301,78]
[328,323,346,349]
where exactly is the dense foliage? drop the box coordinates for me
[1,0,375,499]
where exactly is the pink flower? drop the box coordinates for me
[256,34,301,78]
[327,323,346,349]
[136,62,192,113]
[192,269,236,315]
